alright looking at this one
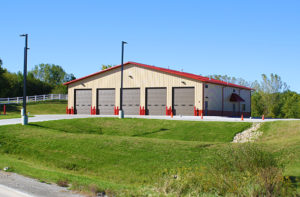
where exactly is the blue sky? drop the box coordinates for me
[1,0,299,92]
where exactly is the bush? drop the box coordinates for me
[157,144,296,196]
[57,179,69,187]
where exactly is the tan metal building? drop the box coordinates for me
[64,62,252,117]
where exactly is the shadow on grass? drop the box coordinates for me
[28,123,104,135]
[0,104,19,112]
[287,176,300,188]
[132,128,169,137]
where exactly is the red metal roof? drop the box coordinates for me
[63,61,253,90]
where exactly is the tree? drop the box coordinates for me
[31,64,68,85]
[251,74,291,118]
[0,58,9,97]
[30,63,75,94]
[101,65,114,70]
[207,74,251,87]
[281,91,300,118]
[64,73,76,82]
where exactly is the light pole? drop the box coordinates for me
[119,41,127,118]
[20,34,29,125]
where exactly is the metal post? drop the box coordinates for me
[119,41,127,118]
[20,34,29,125]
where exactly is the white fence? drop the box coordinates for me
[0,94,68,104]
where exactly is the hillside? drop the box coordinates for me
[0,118,298,196]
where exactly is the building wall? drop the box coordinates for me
[203,83,251,116]
[67,64,204,110]
[203,83,223,111]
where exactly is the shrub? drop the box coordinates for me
[157,143,296,196]
[57,179,69,187]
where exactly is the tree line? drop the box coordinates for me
[0,58,75,98]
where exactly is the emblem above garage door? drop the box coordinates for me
[173,87,195,116]
[97,89,115,115]
[146,88,166,115]
[122,88,140,115]
[75,89,92,114]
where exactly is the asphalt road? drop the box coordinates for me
[0,184,32,197]
[0,171,84,197]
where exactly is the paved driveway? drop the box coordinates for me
[0,114,298,126]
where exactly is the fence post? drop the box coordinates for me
[17,97,19,104]
[35,95,37,102]
[7,98,10,104]
[26,96,28,102]
[51,94,53,100]
[43,95,45,101]
[59,94,61,100]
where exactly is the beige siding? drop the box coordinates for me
[223,86,251,113]
[239,89,251,113]
[203,83,251,113]
[68,64,204,110]
[203,83,222,111]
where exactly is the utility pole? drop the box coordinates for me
[119,41,127,118]
[20,34,29,125]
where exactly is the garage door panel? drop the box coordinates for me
[97,89,115,115]
[75,89,92,114]
[146,88,166,115]
[122,89,140,115]
[173,87,194,116]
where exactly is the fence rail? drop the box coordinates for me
[0,94,68,104]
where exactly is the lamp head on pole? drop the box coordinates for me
[20,34,28,37]
[122,41,127,45]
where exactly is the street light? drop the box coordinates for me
[20,34,29,125]
[119,41,127,118]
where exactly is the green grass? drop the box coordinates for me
[0,118,298,195]
[33,118,250,142]
[0,100,67,119]
[0,118,250,195]
[258,121,300,177]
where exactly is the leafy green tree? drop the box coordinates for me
[251,74,290,118]
[0,58,9,97]
[31,64,68,85]
[281,91,300,118]
[101,65,114,70]
[208,74,251,87]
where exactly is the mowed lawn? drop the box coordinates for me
[0,118,298,195]
[0,100,67,119]
[0,118,250,194]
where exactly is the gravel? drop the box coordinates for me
[232,123,262,143]
[0,171,85,197]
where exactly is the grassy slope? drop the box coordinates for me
[258,121,300,177]
[0,118,298,195]
[0,118,250,194]
[33,118,250,142]
[0,100,67,119]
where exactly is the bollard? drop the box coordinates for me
[201,112,203,119]
[3,104,6,115]
[171,111,173,118]
[66,106,69,114]
[262,115,264,120]
[241,114,244,121]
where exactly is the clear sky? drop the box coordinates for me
[1,0,299,92]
